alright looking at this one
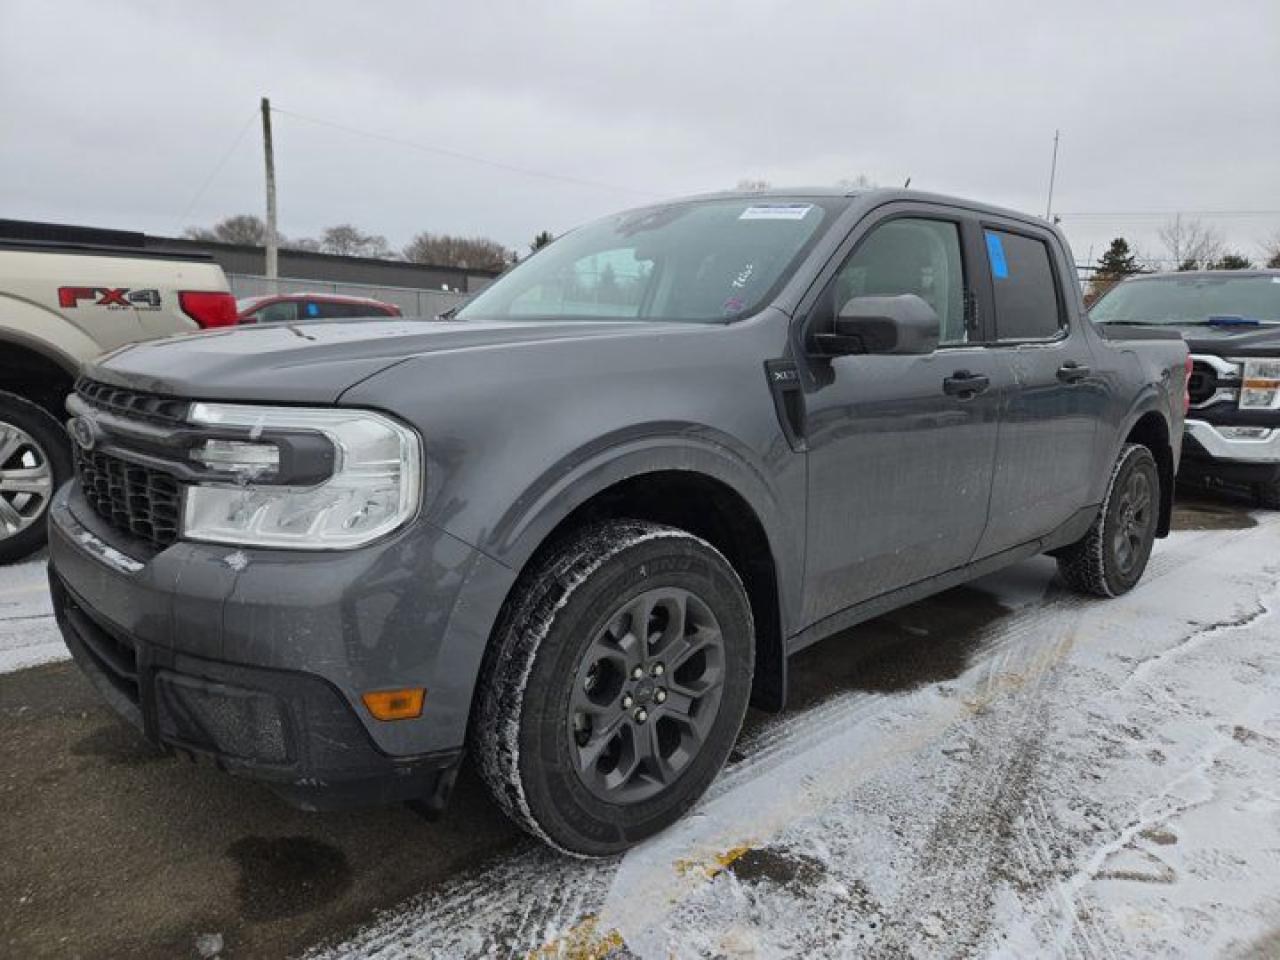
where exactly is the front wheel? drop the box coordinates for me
[472,520,755,857]
[1056,443,1160,597]
[0,391,71,565]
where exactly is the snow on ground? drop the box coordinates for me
[312,516,1280,959]
[0,552,65,674]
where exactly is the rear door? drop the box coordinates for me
[799,203,1010,625]
[973,222,1102,557]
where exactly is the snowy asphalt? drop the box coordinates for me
[1,491,1277,959]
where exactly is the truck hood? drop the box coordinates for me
[1174,324,1280,357]
[86,318,703,403]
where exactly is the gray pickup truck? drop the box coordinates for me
[48,188,1188,855]
[1091,269,1280,506]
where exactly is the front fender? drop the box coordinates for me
[491,426,804,633]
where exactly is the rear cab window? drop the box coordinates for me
[983,228,1066,341]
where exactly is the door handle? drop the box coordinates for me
[943,370,990,398]
[1056,361,1091,383]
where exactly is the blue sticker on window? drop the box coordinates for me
[985,231,1009,280]
[306,302,319,316]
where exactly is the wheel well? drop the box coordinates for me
[1124,412,1174,536]
[0,341,75,422]
[527,470,785,711]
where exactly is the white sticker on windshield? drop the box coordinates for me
[739,204,813,221]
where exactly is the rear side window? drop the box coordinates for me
[311,301,388,319]
[984,229,1063,340]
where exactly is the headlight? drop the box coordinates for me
[182,403,421,549]
[1239,359,1280,410]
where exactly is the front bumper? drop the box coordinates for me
[47,482,515,810]
[1182,419,1280,487]
[1185,419,1280,464]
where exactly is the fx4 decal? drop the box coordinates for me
[58,287,162,310]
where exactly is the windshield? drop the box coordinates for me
[1091,275,1280,325]
[456,198,842,324]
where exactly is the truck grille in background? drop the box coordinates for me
[1187,360,1217,406]
[75,377,190,425]
[74,447,181,548]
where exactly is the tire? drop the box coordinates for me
[1253,473,1280,510]
[0,390,71,565]
[1056,443,1160,598]
[472,519,755,857]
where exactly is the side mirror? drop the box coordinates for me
[813,294,940,357]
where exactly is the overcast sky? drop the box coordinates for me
[3,0,1277,267]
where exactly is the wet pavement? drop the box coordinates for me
[0,489,1264,959]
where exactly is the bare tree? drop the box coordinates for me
[403,232,511,271]
[735,179,772,192]
[184,214,268,246]
[318,224,392,259]
[836,174,878,190]
[1157,215,1224,271]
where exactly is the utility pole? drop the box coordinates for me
[1045,129,1060,221]
[261,96,278,287]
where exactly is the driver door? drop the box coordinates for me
[800,208,1008,627]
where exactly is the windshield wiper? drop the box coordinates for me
[1207,315,1261,327]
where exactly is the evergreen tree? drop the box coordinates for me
[1210,252,1253,270]
[1087,237,1142,302]
[1094,238,1140,280]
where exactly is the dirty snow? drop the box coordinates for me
[0,552,66,673]
[312,517,1280,959]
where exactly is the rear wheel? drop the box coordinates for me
[1056,443,1159,598]
[0,391,70,564]
[472,520,754,857]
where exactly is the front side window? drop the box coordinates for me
[985,229,1063,340]
[456,198,844,324]
[252,300,300,324]
[817,217,967,344]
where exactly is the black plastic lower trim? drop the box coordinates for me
[50,569,463,812]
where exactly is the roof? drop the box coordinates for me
[238,292,396,306]
[637,187,1057,233]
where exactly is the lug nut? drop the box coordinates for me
[652,663,665,677]
[634,708,648,723]
[655,689,667,704]
[631,666,645,680]
[621,694,634,709]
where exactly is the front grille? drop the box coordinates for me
[74,447,181,547]
[75,377,190,425]
[1187,360,1217,406]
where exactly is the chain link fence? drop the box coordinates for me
[228,274,475,317]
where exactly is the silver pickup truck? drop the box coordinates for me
[0,224,234,562]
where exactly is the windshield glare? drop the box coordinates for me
[1091,275,1280,324]
[456,198,839,324]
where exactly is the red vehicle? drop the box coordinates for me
[236,292,402,324]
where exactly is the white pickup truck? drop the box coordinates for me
[0,227,234,562]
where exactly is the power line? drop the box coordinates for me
[270,106,659,201]
[173,110,259,231]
